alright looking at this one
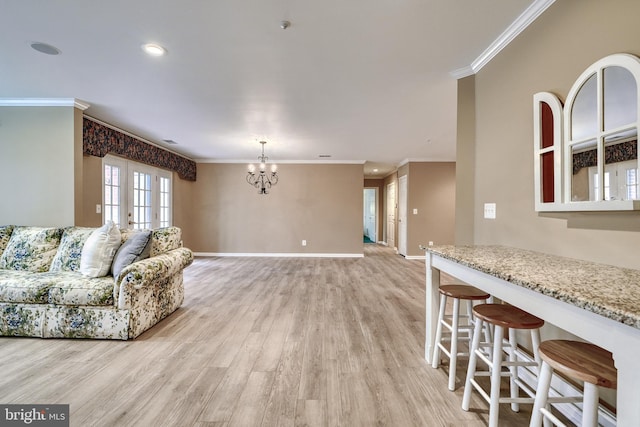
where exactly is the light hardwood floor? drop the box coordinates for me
[0,245,533,426]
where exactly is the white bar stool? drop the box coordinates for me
[462,303,544,427]
[529,340,617,427]
[431,284,491,391]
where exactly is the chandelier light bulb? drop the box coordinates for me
[271,164,277,173]
[260,162,266,171]
[248,164,255,173]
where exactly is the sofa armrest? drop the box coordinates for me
[115,247,193,309]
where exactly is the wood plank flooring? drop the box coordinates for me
[0,245,533,426]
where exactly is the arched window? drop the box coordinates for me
[534,53,640,211]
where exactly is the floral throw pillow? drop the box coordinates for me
[49,227,95,272]
[0,227,63,272]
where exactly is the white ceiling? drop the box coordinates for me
[0,0,546,177]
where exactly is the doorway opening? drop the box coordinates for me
[363,188,378,244]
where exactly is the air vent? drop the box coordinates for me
[318,154,332,158]
[162,139,178,145]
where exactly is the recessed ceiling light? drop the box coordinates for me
[30,42,61,55]
[142,43,167,57]
[373,168,379,172]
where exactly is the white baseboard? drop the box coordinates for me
[405,255,426,260]
[194,252,364,258]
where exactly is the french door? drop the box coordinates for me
[103,155,172,229]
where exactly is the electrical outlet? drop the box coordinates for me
[413,208,418,215]
[484,203,496,219]
[428,241,434,246]
[302,240,307,246]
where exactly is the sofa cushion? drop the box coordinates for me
[49,227,95,272]
[110,230,151,277]
[46,272,115,306]
[0,270,114,306]
[80,222,121,278]
[0,227,63,272]
[0,270,54,303]
[0,225,15,254]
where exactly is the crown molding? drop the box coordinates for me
[196,158,367,165]
[0,98,90,110]
[398,157,455,167]
[450,0,556,79]
[450,66,475,80]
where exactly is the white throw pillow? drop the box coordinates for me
[80,221,122,277]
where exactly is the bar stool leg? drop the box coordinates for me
[462,317,484,411]
[431,294,447,369]
[489,324,504,427]
[448,297,461,391]
[529,361,552,427]
[582,383,599,427]
[479,302,493,357]
[531,329,541,365]
[508,328,520,413]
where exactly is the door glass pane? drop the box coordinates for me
[104,164,121,227]
[159,176,171,227]
[132,171,152,229]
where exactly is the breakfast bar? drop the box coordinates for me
[425,245,640,426]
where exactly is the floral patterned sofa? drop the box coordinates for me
[0,225,193,340]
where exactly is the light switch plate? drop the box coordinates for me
[484,203,496,219]
[413,208,418,215]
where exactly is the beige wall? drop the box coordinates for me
[404,162,456,257]
[182,163,363,254]
[455,76,475,245]
[77,154,104,227]
[469,0,640,269]
[0,106,76,226]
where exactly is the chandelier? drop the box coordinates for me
[246,140,279,194]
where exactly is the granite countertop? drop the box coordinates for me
[427,245,640,330]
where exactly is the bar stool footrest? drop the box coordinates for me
[540,407,568,427]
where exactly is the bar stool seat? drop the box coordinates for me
[431,285,491,391]
[462,304,544,427]
[530,340,617,427]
